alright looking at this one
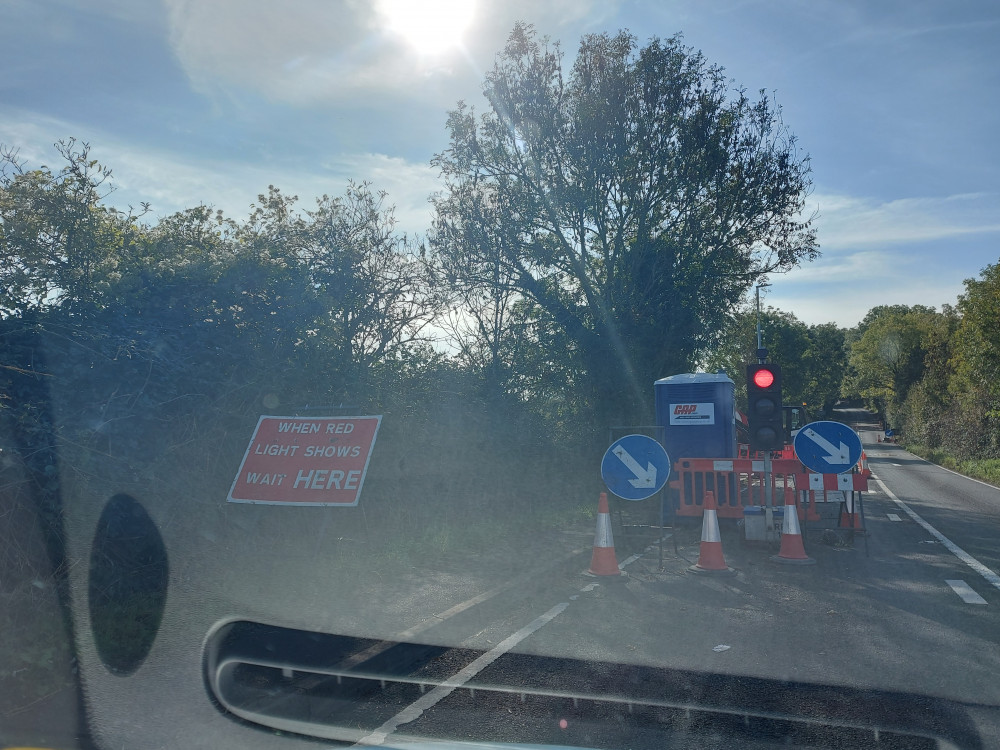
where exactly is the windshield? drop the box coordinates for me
[3,2,1000,749]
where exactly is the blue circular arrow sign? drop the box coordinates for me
[793,421,863,474]
[601,435,671,501]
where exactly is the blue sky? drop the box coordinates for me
[2,0,998,327]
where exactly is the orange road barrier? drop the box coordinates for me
[689,491,734,574]
[771,489,816,565]
[587,492,623,576]
[671,457,812,518]
[792,485,821,522]
[839,492,865,530]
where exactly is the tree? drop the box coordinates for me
[430,24,817,427]
[954,261,1000,400]
[842,305,947,425]
[703,306,845,416]
[298,183,440,394]
[0,139,146,316]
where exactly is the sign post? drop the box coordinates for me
[228,415,381,506]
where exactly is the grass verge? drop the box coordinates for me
[903,443,1000,487]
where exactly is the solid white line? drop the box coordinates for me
[946,579,988,605]
[887,513,902,522]
[870,472,1000,592]
[354,602,569,746]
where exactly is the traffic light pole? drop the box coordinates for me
[754,285,778,537]
[763,450,775,535]
[755,283,769,364]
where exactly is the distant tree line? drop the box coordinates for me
[841,278,1000,460]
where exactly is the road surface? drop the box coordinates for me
[8,408,1000,748]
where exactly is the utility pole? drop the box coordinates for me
[755,283,770,363]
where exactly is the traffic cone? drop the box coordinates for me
[689,491,734,574]
[587,493,623,576]
[839,492,865,530]
[772,489,816,565]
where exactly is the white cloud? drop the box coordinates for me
[765,191,1000,325]
[0,110,438,234]
[810,191,1000,250]
[767,276,966,329]
[162,0,614,108]
[321,152,438,236]
[109,148,438,235]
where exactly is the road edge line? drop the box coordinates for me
[871,472,1000,592]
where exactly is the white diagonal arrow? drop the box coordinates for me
[613,445,657,488]
[803,427,851,465]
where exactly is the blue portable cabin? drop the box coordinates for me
[654,372,737,463]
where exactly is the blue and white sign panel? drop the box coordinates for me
[793,421,863,475]
[601,435,671,501]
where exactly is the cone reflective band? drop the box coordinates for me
[588,493,622,576]
[746,363,783,452]
[771,487,815,565]
[690,491,732,574]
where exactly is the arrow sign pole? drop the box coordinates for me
[802,427,850,464]
[613,445,657,488]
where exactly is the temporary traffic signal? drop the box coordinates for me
[746,363,784,452]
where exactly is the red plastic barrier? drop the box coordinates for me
[669,457,868,518]
[670,457,804,518]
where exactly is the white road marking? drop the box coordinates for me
[946,580,988,605]
[617,534,672,570]
[871,472,1000,593]
[887,513,902,522]
[355,602,569,746]
[354,534,668,745]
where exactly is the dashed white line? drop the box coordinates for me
[946,579,988,605]
[870,472,1000,593]
[887,513,902,522]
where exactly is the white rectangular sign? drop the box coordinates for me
[669,402,716,425]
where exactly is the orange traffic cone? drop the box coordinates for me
[772,489,816,565]
[689,491,734,574]
[587,493,623,576]
[839,492,865,530]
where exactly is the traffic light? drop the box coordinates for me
[746,363,784,452]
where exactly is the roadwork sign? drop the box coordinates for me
[228,415,381,505]
[793,420,862,475]
[601,434,671,501]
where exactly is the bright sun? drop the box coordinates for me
[377,0,475,56]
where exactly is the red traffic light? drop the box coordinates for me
[753,368,776,389]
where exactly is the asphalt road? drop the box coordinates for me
[9,408,1000,748]
[330,408,1000,748]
